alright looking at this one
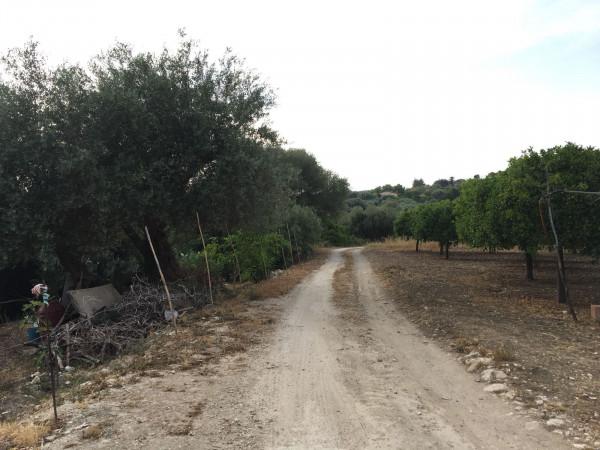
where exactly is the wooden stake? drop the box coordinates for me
[65,323,71,368]
[286,223,294,264]
[281,244,287,269]
[292,228,301,262]
[226,226,241,283]
[259,240,268,279]
[47,329,58,424]
[145,226,177,331]
[196,213,214,304]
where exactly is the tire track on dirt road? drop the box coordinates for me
[45,248,570,449]
[248,247,568,449]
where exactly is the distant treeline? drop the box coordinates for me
[329,177,462,244]
[340,143,600,288]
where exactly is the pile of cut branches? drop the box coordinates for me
[53,278,208,365]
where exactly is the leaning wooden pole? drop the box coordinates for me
[196,213,214,304]
[226,226,241,283]
[145,226,177,331]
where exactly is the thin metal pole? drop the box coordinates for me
[545,170,577,321]
[196,213,214,304]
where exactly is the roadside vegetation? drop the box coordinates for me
[0,36,347,445]
[0,37,348,314]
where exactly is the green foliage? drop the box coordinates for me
[454,175,509,250]
[453,143,600,277]
[179,231,291,282]
[21,299,44,328]
[349,205,395,241]
[393,209,415,239]
[282,149,349,218]
[286,205,323,256]
[0,38,345,290]
[409,200,456,248]
[322,220,361,246]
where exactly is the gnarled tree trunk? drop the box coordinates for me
[124,220,182,281]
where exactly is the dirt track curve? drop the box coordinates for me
[47,248,569,449]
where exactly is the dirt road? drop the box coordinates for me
[47,248,569,449]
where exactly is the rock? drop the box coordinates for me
[525,421,540,431]
[31,375,41,384]
[460,351,480,364]
[480,369,507,382]
[484,383,508,393]
[64,365,75,372]
[501,390,516,400]
[546,418,565,429]
[23,347,38,356]
[105,377,119,387]
[467,358,492,373]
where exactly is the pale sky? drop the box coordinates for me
[2,0,600,190]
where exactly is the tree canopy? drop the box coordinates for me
[0,38,348,291]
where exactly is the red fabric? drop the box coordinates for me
[37,301,65,327]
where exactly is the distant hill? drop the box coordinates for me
[347,178,463,213]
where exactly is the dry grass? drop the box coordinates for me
[0,421,51,448]
[368,238,443,252]
[0,322,39,420]
[167,421,192,436]
[492,344,515,362]
[81,423,105,440]
[453,337,480,354]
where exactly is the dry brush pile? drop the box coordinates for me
[53,278,209,365]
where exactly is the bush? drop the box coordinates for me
[349,205,394,241]
[286,205,323,256]
[179,231,291,283]
[322,220,361,246]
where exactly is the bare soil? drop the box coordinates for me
[0,251,327,449]
[36,248,571,448]
[365,240,600,447]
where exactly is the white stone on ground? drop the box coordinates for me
[484,383,508,393]
[546,418,565,428]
